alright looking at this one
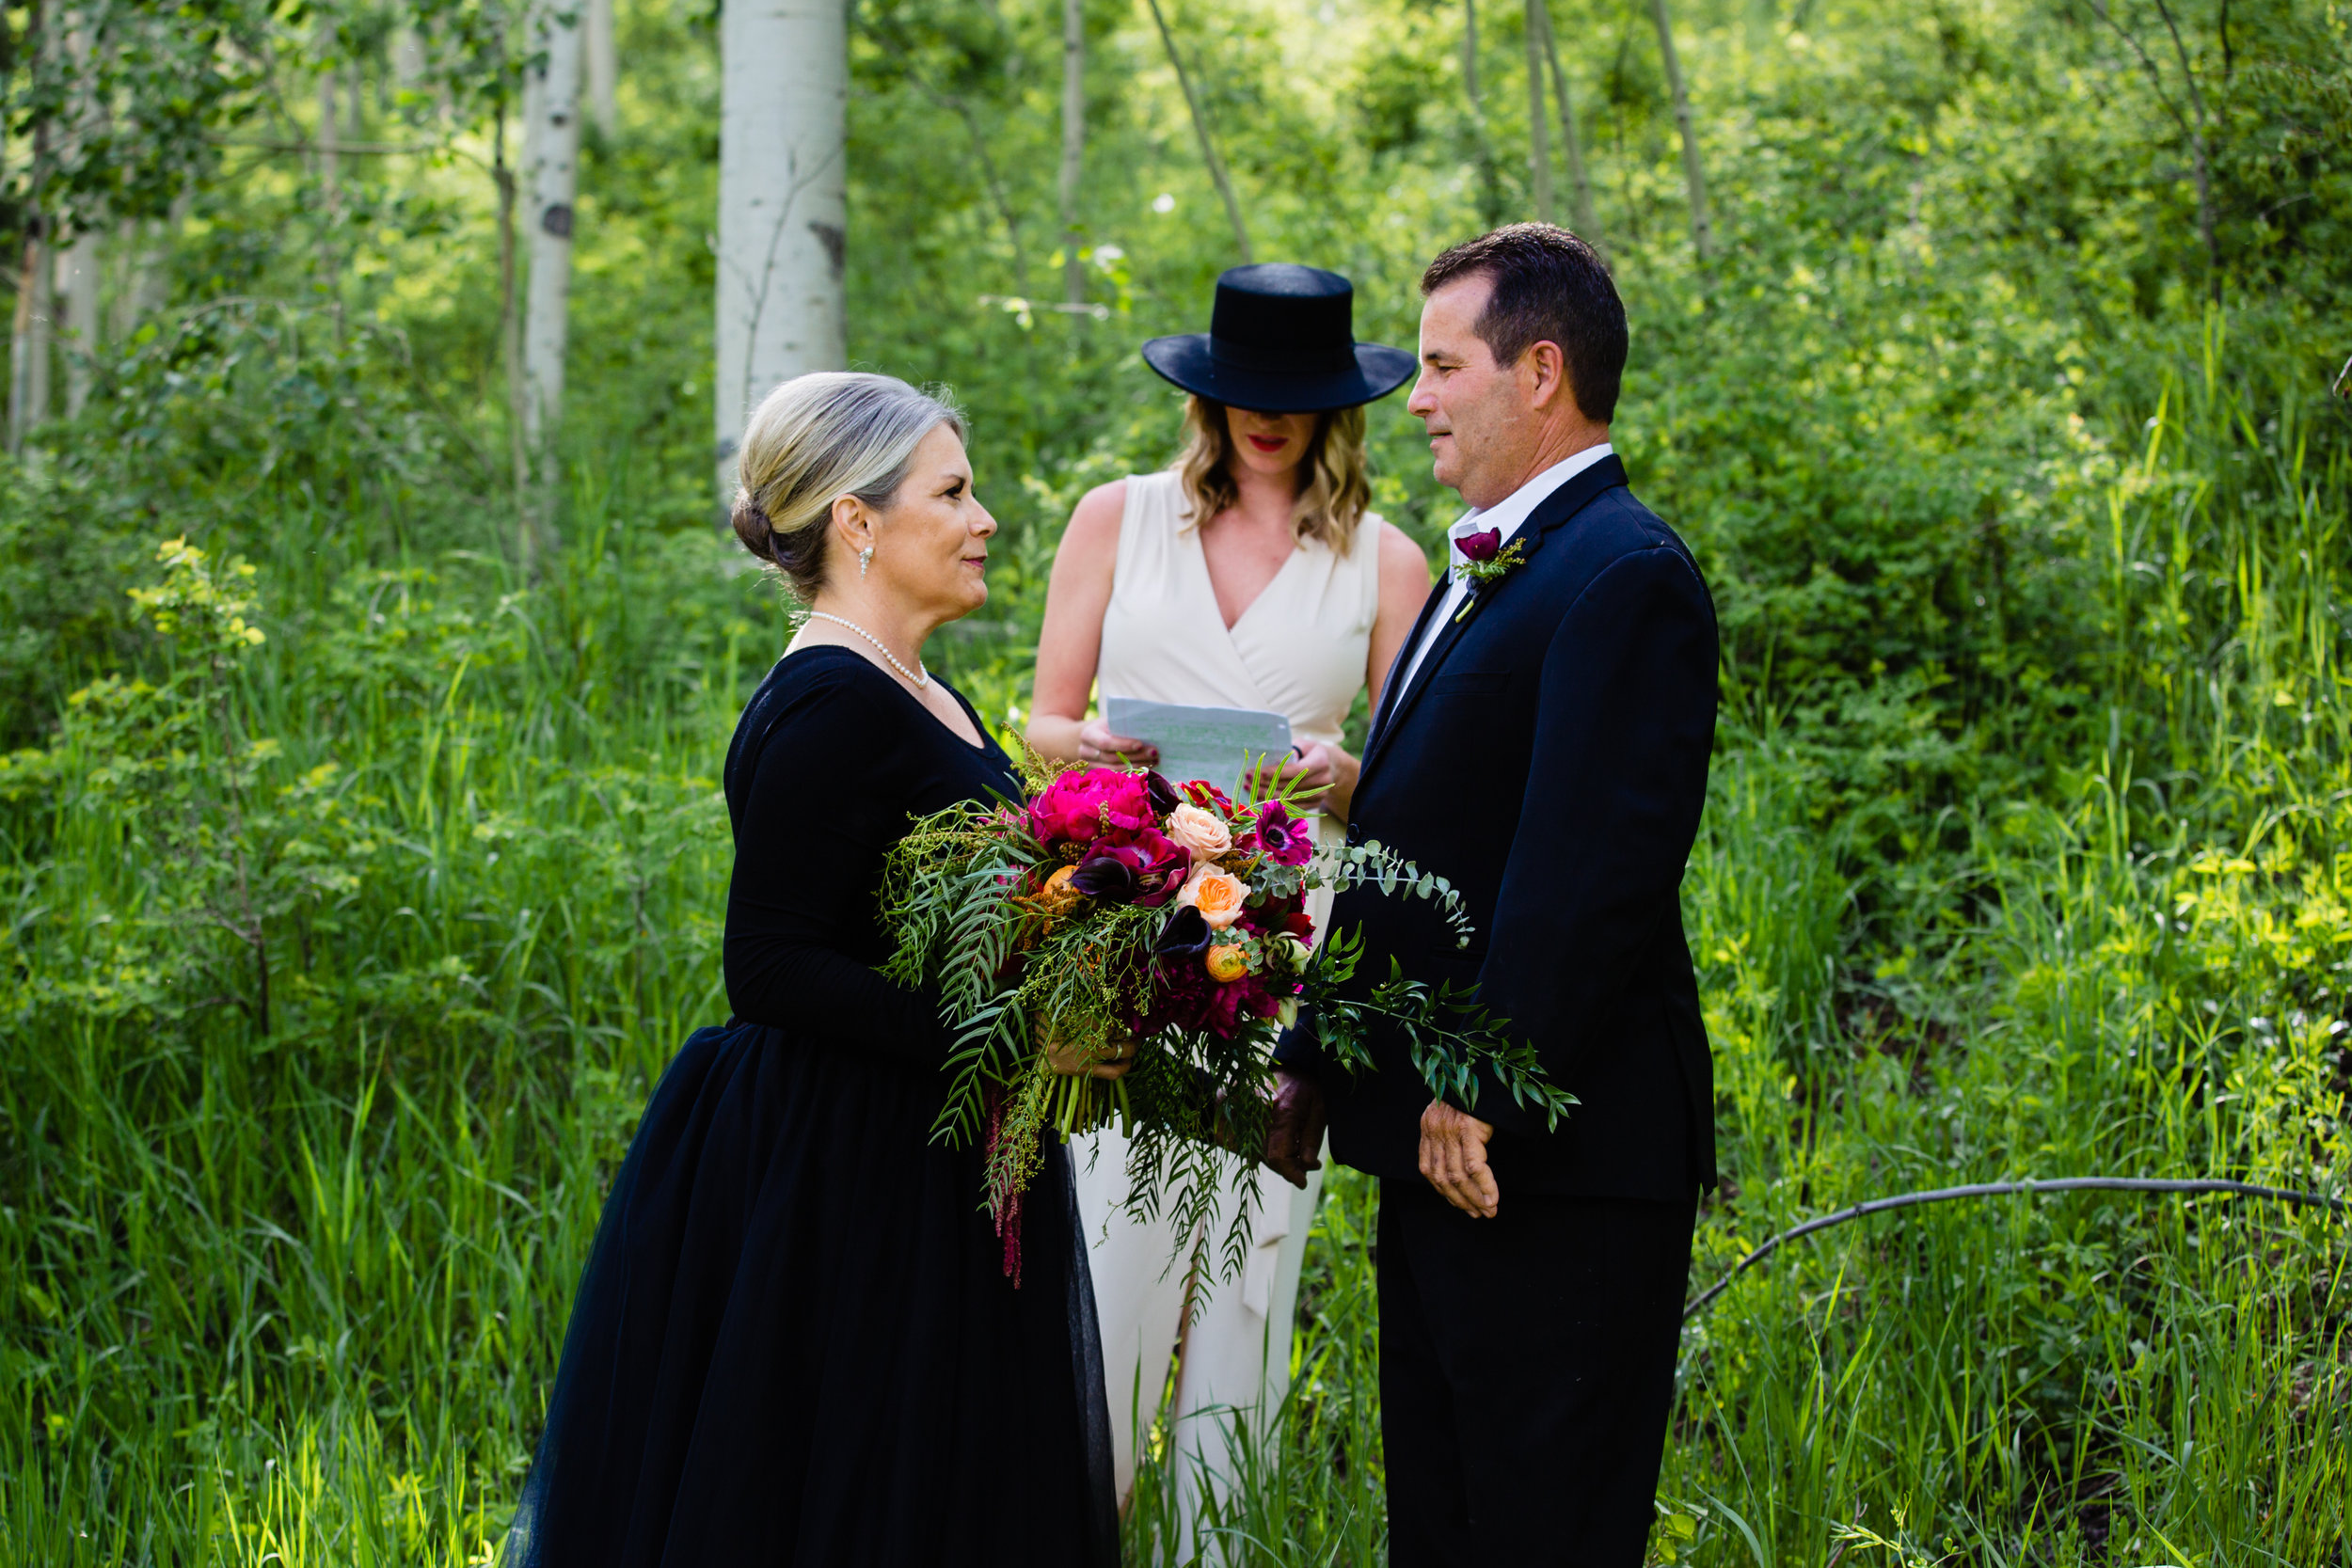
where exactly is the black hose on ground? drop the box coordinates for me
[1682,1176,2350,1322]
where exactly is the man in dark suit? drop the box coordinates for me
[1267,224,1718,1565]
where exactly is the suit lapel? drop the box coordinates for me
[1359,454,1630,783]
[1365,577,1451,748]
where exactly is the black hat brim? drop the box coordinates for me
[1139,335,1417,414]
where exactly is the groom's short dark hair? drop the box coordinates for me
[1422,225,1627,423]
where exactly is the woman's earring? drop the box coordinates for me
[859,546,874,580]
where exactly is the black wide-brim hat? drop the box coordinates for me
[1141,262,1416,415]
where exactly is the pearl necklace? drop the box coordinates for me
[805,611,930,689]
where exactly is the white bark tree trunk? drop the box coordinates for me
[523,0,583,458]
[1058,0,1085,305]
[9,237,50,451]
[586,0,617,138]
[716,0,847,499]
[1523,0,1550,223]
[60,230,97,416]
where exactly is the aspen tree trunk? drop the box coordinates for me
[1462,0,1479,109]
[1534,0,1596,240]
[1058,0,1086,306]
[494,103,533,567]
[1647,0,1712,261]
[61,233,97,416]
[8,0,49,451]
[585,0,617,137]
[118,189,190,338]
[1523,0,1551,222]
[58,15,95,416]
[8,236,49,451]
[1143,0,1249,262]
[716,0,848,501]
[523,0,582,467]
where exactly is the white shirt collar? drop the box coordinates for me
[1444,442,1614,584]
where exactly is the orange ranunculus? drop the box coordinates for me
[1204,944,1249,983]
[1177,864,1249,929]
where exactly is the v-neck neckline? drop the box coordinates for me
[1191,525,1302,636]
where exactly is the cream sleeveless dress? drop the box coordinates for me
[1078,468,1383,1521]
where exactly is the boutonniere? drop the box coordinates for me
[1449,524,1526,622]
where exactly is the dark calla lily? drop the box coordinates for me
[1153,905,1214,958]
[1070,853,1139,904]
[1143,769,1182,817]
[1454,526,1503,564]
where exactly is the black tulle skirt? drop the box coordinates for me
[506,1022,1120,1567]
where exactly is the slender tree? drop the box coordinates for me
[522,0,583,474]
[585,0,617,136]
[1524,0,1551,222]
[494,100,530,554]
[1534,0,1597,240]
[10,0,64,447]
[59,16,97,417]
[1462,0,1481,109]
[2085,0,2220,301]
[1647,0,1712,260]
[1058,0,1085,305]
[716,0,849,500]
[1143,0,1248,261]
[60,235,97,416]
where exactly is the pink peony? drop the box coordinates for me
[1027,767,1155,850]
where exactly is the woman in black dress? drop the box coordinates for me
[508,372,1123,1567]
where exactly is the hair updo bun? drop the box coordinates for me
[729,372,967,604]
[730,494,777,560]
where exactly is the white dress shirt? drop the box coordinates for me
[1391,442,1615,702]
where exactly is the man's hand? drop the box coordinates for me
[1419,1098,1498,1217]
[1263,1069,1327,1189]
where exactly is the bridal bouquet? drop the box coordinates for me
[879,754,1574,1284]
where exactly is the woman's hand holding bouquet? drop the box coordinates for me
[879,752,1572,1287]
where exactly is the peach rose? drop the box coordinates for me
[1177,863,1249,929]
[1167,802,1233,862]
[1204,944,1249,983]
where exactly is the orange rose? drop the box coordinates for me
[1178,863,1248,929]
[1204,944,1249,983]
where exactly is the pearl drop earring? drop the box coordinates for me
[859,546,874,579]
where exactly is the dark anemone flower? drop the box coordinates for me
[1153,905,1214,959]
[1251,802,1315,867]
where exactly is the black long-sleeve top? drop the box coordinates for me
[722,646,1020,1065]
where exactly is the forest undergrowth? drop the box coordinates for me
[1,0,2348,1562]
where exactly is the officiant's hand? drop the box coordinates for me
[1249,741,1339,807]
[1263,1069,1327,1189]
[1419,1098,1498,1217]
[1075,720,1157,767]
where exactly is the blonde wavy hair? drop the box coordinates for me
[1173,396,1372,551]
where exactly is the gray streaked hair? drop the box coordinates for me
[729,372,967,602]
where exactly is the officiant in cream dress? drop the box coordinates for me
[1027,264,1428,1532]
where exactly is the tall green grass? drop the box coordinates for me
[3,325,2346,1566]
[1111,328,2351,1566]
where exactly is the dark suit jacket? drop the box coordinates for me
[1290,453,1719,1201]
